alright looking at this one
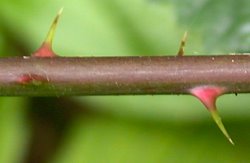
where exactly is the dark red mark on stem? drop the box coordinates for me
[17,74,48,85]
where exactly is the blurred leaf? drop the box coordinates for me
[154,0,250,53]
[51,116,250,163]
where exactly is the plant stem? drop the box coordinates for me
[0,55,250,96]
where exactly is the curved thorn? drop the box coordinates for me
[190,86,234,145]
[177,31,188,56]
[32,8,64,57]
[44,7,64,45]
[210,110,234,145]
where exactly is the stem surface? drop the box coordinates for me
[0,55,250,96]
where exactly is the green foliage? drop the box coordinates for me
[0,0,250,162]
[156,0,250,53]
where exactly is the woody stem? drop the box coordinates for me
[0,55,250,96]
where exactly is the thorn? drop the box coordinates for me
[32,8,64,57]
[190,86,234,145]
[210,110,234,145]
[177,31,188,56]
[44,7,64,45]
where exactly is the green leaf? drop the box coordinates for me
[155,0,250,53]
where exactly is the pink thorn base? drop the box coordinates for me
[189,85,226,111]
[32,43,56,57]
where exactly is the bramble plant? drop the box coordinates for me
[3,9,250,145]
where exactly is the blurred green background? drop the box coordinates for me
[1,0,250,162]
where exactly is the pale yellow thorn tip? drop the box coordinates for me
[177,31,188,56]
[45,7,64,45]
[210,110,234,145]
[182,31,188,43]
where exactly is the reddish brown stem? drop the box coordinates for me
[0,55,250,96]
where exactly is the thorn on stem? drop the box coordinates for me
[210,110,234,145]
[189,85,234,145]
[177,31,188,56]
[32,8,64,57]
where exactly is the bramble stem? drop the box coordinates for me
[0,55,250,96]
